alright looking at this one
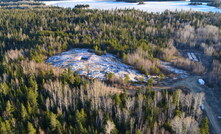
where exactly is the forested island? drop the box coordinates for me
[0,1,46,9]
[208,0,221,8]
[0,5,221,134]
[191,0,221,8]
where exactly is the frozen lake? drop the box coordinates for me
[43,0,221,13]
[46,48,147,82]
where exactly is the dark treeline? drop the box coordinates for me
[74,4,90,9]
[0,1,46,9]
[208,0,221,8]
[0,8,218,133]
[190,0,221,8]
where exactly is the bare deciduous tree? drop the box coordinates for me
[105,120,115,134]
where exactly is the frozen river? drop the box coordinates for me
[43,0,221,13]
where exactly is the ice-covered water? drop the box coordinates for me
[43,0,221,13]
[46,48,147,82]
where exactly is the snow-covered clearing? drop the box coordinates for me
[46,48,147,82]
[160,61,189,79]
[187,52,199,62]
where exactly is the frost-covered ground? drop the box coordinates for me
[43,0,221,13]
[160,61,189,79]
[46,48,147,82]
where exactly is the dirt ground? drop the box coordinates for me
[114,48,221,133]
[124,75,221,134]
[171,75,221,134]
[118,72,221,134]
[176,49,221,133]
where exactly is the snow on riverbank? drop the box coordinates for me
[46,48,147,82]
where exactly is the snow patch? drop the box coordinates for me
[46,48,147,82]
[198,79,205,85]
[160,61,189,78]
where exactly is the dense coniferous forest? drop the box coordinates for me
[1,7,221,133]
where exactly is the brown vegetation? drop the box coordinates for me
[172,57,206,74]
[176,25,221,49]
[161,40,177,61]
[123,48,159,75]
[21,60,65,77]
[4,49,24,61]
[43,80,122,112]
